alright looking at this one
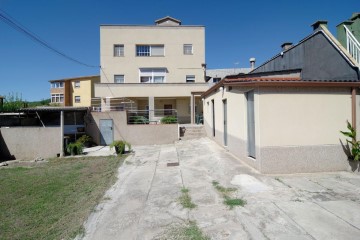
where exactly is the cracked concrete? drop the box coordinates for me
[82,138,360,240]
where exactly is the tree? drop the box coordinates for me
[1,93,25,112]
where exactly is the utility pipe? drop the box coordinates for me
[60,111,64,157]
[352,87,356,131]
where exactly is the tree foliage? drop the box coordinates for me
[0,93,50,112]
[1,93,24,112]
[341,121,360,161]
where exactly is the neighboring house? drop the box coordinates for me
[49,75,100,107]
[206,67,251,87]
[337,13,360,65]
[202,20,360,174]
[94,16,208,123]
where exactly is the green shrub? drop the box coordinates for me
[76,135,92,145]
[341,121,360,161]
[160,116,177,124]
[110,140,131,155]
[131,116,149,124]
[66,142,84,156]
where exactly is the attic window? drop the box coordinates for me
[155,16,181,26]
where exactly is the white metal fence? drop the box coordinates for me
[344,25,360,65]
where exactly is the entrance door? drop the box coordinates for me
[164,104,172,116]
[100,119,113,145]
[247,91,255,158]
[211,100,215,137]
[223,99,227,146]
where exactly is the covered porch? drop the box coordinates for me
[92,95,204,124]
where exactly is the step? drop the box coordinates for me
[180,125,207,140]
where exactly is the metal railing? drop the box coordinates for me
[91,97,137,112]
[344,25,360,65]
[127,109,178,124]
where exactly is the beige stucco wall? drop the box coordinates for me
[100,25,205,87]
[86,111,178,145]
[203,85,354,173]
[95,83,208,98]
[259,87,351,146]
[203,86,260,169]
[0,127,61,160]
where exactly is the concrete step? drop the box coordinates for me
[180,125,206,140]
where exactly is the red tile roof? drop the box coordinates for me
[225,77,301,82]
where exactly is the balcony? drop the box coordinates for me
[344,25,360,65]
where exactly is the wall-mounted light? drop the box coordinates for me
[219,86,224,92]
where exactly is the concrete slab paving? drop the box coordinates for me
[275,201,360,240]
[317,200,360,229]
[82,138,360,240]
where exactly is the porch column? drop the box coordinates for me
[105,97,111,111]
[149,96,155,121]
[60,110,64,157]
[190,94,194,124]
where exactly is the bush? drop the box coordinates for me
[341,121,360,161]
[76,135,92,146]
[66,142,84,156]
[131,116,149,124]
[161,116,177,124]
[110,140,131,155]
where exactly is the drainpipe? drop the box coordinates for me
[352,87,356,130]
[60,110,64,157]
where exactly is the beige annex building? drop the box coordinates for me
[202,21,360,174]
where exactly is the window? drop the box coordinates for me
[51,94,64,103]
[114,75,124,83]
[74,81,80,88]
[183,44,193,55]
[50,82,64,88]
[75,96,81,103]
[213,78,221,83]
[114,44,124,56]
[139,68,166,83]
[136,45,164,56]
[186,75,195,83]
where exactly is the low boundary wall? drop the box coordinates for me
[0,127,61,161]
[87,111,179,145]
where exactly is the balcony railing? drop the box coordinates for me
[127,109,178,124]
[344,25,360,65]
[91,97,136,112]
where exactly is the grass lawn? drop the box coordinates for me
[0,155,125,240]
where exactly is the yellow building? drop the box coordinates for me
[49,75,100,107]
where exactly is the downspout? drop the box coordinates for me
[60,111,64,157]
[352,87,356,130]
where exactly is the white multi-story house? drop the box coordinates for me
[94,16,207,123]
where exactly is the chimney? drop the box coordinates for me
[249,58,256,70]
[311,20,328,31]
[281,42,293,51]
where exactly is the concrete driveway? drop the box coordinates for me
[82,138,360,240]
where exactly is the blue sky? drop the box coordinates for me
[0,0,358,101]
